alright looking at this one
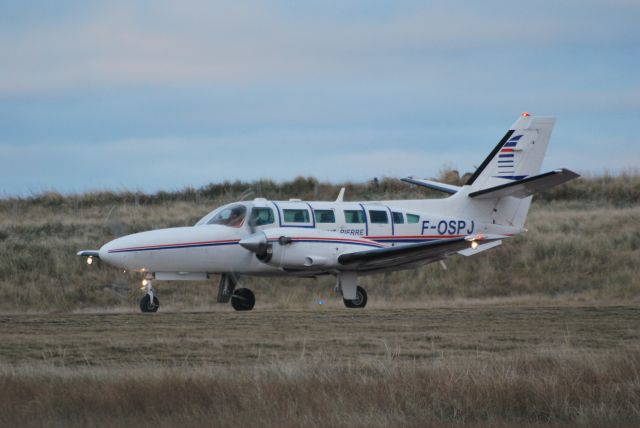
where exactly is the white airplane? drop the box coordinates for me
[79,114,578,312]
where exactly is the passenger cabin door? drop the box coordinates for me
[364,205,393,240]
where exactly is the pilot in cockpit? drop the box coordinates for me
[226,207,245,227]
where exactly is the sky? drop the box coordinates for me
[1,0,638,196]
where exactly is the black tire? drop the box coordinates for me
[231,288,255,311]
[140,294,159,313]
[343,286,367,309]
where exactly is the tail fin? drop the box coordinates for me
[465,114,556,191]
[458,114,577,229]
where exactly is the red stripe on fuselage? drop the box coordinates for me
[111,239,240,252]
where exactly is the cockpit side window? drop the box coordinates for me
[251,207,275,226]
[207,204,247,227]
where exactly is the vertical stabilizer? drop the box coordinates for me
[461,114,557,228]
[466,114,556,192]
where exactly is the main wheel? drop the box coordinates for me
[231,288,255,311]
[140,294,159,313]
[343,286,367,309]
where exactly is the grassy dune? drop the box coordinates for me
[0,173,638,311]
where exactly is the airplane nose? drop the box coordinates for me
[98,239,120,267]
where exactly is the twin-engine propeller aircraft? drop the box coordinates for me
[79,114,578,312]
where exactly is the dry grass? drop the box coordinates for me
[0,307,639,427]
[2,352,639,428]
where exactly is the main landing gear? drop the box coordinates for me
[217,272,367,311]
[140,276,159,313]
[231,288,255,311]
[336,272,368,309]
[343,286,368,309]
[218,274,255,311]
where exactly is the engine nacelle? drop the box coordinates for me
[239,228,381,270]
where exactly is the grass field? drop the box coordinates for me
[1,306,639,427]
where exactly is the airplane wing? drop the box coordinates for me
[401,177,460,195]
[337,235,503,272]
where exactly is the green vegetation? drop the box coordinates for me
[0,173,638,312]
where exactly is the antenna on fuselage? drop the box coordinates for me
[335,187,345,202]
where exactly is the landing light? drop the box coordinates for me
[86,256,93,265]
[471,241,479,250]
[142,279,149,287]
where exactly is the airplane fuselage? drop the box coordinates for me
[98,197,522,277]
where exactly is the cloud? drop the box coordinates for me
[0,0,638,95]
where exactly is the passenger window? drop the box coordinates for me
[314,209,335,223]
[344,210,365,223]
[392,212,404,224]
[407,213,420,224]
[369,210,388,224]
[250,207,275,226]
[207,204,247,227]
[283,209,310,223]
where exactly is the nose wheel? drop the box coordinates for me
[140,294,159,313]
[140,277,160,313]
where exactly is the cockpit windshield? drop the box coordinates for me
[195,204,247,227]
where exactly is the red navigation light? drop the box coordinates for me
[521,112,531,117]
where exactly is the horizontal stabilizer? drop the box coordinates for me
[458,240,502,256]
[401,177,460,195]
[468,168,579,200]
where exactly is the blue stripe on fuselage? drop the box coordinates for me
[109,241,239,253]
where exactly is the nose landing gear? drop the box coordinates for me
[140,277,159,313]
[336,272,368,309]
